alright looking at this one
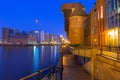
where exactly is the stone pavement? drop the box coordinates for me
[62,50,91,80]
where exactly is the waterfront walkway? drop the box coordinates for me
[62,48,91,80]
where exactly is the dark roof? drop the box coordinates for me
[70,4,87,17]
[61,3,84,10]
[61,3,74,10]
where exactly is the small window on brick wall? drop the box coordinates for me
[98,10,99,19]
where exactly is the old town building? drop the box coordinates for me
[96,0,106,46]
[61,0,120,47]
[90,3,98,46]
[61,3,87,44]
[84,14,91,46]
[9,35,29,44]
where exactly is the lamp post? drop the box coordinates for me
[108,32,111,51]
[118,28,120,59]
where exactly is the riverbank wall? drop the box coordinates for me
[67,46,120,80]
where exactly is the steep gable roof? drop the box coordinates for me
[61,3,84,10]
[70,4,87,17]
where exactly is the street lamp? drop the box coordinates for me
[108,32,111,46]
[60,35,63,38]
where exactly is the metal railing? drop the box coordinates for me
[20,65,63,80]
[86,45,120,60]
[99,45,120,59]
[68,45,120,60]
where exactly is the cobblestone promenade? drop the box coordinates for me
[62,49,91,80]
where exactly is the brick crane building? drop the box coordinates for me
[61,3,87,45]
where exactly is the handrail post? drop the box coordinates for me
[60,56,63,80]
[118,45,120,60]
[35,73,39,80]
[100,45,102,55]
[39,71,42,80]
[49,66,51,80]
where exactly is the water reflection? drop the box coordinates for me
[41,46,44,67]
[0,47,2,64]
[33,46,39,71]
[41,46,44,54]
[51,46,54,64]
[0,46,60,80]
[54,46,57,64]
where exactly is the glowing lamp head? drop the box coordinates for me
[60,35,63,38]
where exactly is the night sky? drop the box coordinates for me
[0,0,96,38]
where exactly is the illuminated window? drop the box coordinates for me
[118,8,120,13]
[101,6,103,18]
[98,10,99,19]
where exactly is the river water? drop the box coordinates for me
[0,45,60,80]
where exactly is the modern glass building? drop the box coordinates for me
[105,0,120,46]
[106,0,120,29]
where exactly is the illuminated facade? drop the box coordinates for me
[28,33,37,44]
[44,32,50,44]
[49,34,55,44]
[61,3,87,44]
[90,4,98,46]
[96,0,106,46]
[105,0,120,46]
[90,0,120,46]
[39,30,45,43]
[61,1,120,47]
[84,15,91,46]
[61,3,85,39]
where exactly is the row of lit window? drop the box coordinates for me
[98,6,103,19]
